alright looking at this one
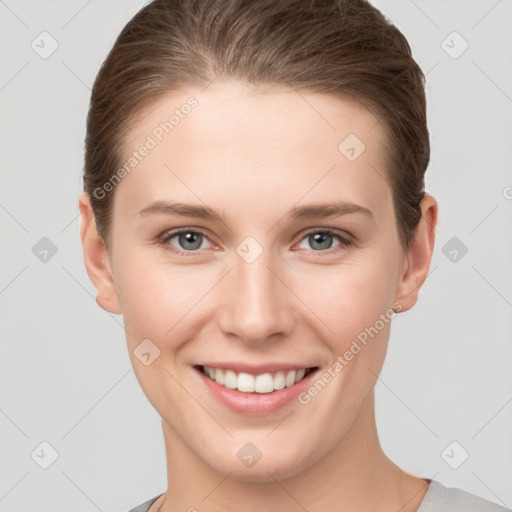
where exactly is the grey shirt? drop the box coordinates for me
[128,479,511,512]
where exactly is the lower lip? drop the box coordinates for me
[194,366,318,415]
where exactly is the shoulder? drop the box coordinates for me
[418,480,511,512]
[127,493,164,512]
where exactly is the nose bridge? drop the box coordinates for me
[217,243,292,343]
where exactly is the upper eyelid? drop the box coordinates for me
[160,227,211,240]
[300,227,351,239]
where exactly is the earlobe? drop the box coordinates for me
[78,192,122,314]
[394,193,438,312]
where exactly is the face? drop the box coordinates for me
[82,81,430,482]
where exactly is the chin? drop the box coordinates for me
[204,448,312,483]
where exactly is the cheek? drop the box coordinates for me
[294,256,398,343]
[291,255,399,406]
[114,251,215,347]
[114,255,207,412]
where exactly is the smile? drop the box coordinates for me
[199,365,316,394]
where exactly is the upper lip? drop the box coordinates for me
[195,362,318,375]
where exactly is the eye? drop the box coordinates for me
[296,229,352,252]
[160,228,213,254]
[158,227,352,256]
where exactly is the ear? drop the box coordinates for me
[394,193,438,312]
[79,192,122,314]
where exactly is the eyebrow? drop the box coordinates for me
[138,202,224,222]
[289,202,373,220]
[138,200,373,221]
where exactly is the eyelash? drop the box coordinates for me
[158,227,353,257]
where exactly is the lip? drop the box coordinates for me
[193,364,319,415]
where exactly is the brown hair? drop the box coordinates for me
[84,0,429,250]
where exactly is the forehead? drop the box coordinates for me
[127,80,385,150]
[115,81,392,222]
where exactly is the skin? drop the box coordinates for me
[79,80,438,512]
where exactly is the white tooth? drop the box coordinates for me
[223,370,238,389]
[255,373,274,393]
[273,371,286,390]
[237,372,255,392]
[214,368,224,385]
[285,370,296,387]
[204,366,309,392]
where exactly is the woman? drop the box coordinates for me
[78,1,510,511]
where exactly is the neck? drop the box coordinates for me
[154,390,430,512]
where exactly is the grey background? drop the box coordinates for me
[1,0,511,510]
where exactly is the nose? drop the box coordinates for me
[217,246,294,345]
